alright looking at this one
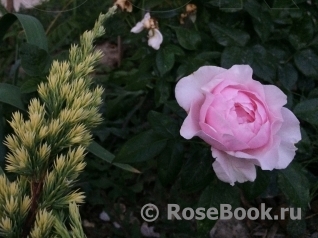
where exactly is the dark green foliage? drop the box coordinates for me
[1,0,318,236]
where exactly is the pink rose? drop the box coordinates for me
[175,65,301,185]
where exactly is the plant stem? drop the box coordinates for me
[21,179,44,238]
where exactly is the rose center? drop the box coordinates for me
[233,103,255,124]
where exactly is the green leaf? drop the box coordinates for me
[181,147,214,192]
[288,15,313,50]
[207,0,242,12]
[294,49,318,78]
[0,83,25,111]
[0,13,48,51]
[164,44,185,56]
[154,79,171,106]
[278,63,298,90]
[20,77,46,93]
[197,179,240,234]
[125,73,151,91]
[88,141,140,173]
[174,27,201,50]
[195,51,221,61]
[156,47,175,75]
[240,169,271,201]
[209,22,250,47]
[309,88,318,98]
[221,46,253,68]
[128,47,149,61]
[176,58,206,80]
[157,141,184,186]
[267,0,299,9]
[114,130,168,163]
[278,163,310,209]
[250,45,276,83]
[293,98,318,125]
[198,179,240,210]
[19,43,51,76]
[87,141,114,162]
[244,0,272,42]
[147,111,179,138]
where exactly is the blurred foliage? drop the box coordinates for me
[1,0,318,237]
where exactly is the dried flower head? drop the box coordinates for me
[114,0,133,12]
[180,3,197,24]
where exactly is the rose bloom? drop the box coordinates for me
[175,65,301,185]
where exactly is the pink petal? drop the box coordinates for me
[212,149,256,185]
[180,100,202,139]
[276,140,298,169]
[275,107,301,168]
[196,130,229,151]
[225,135,281,170]
[247,121,271,148]
[148,29,163,50]
[202,65,253,95]
[131,13,151,33]
[263,85,287,118]
[131,22,144,33]
[277,108,301,144]
[175,66,226,112]
[143,13,151,21]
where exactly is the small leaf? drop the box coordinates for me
[288,15,313,50]
[157,141,183,186]
[0,83,25,111]
[309,88,318,98]
[195,51,221,61]
[278,163,310,209]
[293,98,318,125]
[278,63,298,90]
[294,49,318,78]
[198,179,240,210]
[181,146,214,192]
[207,0,242,12]
[147,111,179,138]
[241,169,271,201]
[164,44,185,56]
[114,130,168,163]
[250,45,276,83]
[209,22,250,47]
[176,58,206,80]
[221,46,253,68]
[154,79,171,106]
[88,141,140,173]
[267,0,298,9]
[197,179,240,234]
[156,47,175,75]
[174,27,201,50]
[244,0,272,42]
